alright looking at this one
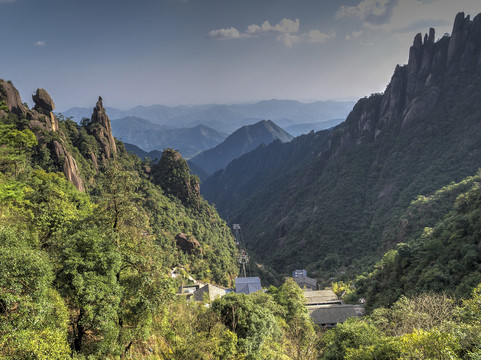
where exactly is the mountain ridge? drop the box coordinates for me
[201,12,481,277]
[62,99,354,134]
[190,119,293,176]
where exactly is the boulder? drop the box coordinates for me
[175,233,202,255]
[0,79,28,116]
[32,88,55,112]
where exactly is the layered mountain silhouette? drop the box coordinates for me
[190,120,293,176]
[201,12,481,275]
[63,99,354,134]
[111,116,227,158]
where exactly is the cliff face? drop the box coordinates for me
[0,83,120,192]
[202,12,481,274]
[87,96,117,164]
[0,79,28,117]
[332,12,481,153]
[0,83,85,191]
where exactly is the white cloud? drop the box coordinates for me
[210,17,336,47]
[246,24,262,36]
[336,0,399,25]
[209,18,300,42]
[305,29,336,43]
[34,40,46,47]
[345,30,363,40]
[208,27,244,40]
[277,33,301,47]
[261,18,300,33]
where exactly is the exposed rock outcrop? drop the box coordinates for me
[31,88,58,132]
[0,81,84,191]
[0,79,28,117]
[175,233,202,255]
[88,96,117,163]
[342,12,481,142]
[32,88,55,112]
[53,141,85,192]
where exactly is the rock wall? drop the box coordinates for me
[88,96,117,164]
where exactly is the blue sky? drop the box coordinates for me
[1,0,480,110]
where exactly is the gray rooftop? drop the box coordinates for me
[303,289,339,305]
[308,304,358,325]
[235,277,262,294]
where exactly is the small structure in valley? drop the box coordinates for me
[303,289,342,305]
[302,288,361,327]
[235,277,262,294]
[193,283,228,302]
[308,304,359,328]
[178,283,229,302]
[292,269,318,290]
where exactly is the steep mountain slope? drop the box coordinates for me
[111,116,227,158]
[284,118,344,136]
[0,81,238,285]
[190,120,293,176]
[357,171,481,309]
[202,12,481,276]
[0,81,240,357]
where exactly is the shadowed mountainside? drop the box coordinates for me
[202,12,481,277]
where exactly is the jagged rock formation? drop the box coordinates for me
[0,83,84,191]
[0,79,28,117]
[52,140,84,192]
[175,233,202,255]
[202,12,481,274]
[30,88,58,132]
[88,96,117,163]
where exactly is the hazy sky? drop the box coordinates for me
[1,0,480,110]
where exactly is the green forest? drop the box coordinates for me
[3,12,481,359]
[0,89,321,359]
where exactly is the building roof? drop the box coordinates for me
[293,269,307,277]
[308,304,359,325]
[235,277,262,294]
[303,289,340,305]
[293,276,317,289]
[193,283,227,302]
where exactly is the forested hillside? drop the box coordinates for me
[0,83,240,357]
[202,12,481,280]
[356,171,481,309]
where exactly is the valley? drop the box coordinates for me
[2,7,481,360]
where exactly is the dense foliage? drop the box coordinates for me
[357,171,481,309]
[318,288,481,359]
[0,103,239,358]
[202,27,481,282]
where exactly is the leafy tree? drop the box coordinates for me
[58,225,122,355]
[0,227,70,359]
[212,292,282,359]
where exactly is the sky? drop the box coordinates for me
[1,0,481,111]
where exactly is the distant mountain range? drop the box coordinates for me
[283,118,344,136]
[201,13,481,281]
[123,143,163,161]
[61,99,354,134]
[190,120,293,176]
[111,117,227,158]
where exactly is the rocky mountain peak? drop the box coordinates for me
[31,88,58,132]
[0,79,28,117]
[32,88,55,113]
[88,96,117,162]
